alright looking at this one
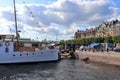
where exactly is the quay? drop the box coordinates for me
[76,50,120,66]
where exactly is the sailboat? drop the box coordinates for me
[0,0,59,64]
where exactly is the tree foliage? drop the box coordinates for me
[59,35,120,46]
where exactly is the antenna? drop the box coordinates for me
[13,0,19,51]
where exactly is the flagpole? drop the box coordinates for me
[13,0,19,51]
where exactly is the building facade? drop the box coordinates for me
[75,19,120,39]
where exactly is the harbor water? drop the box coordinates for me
[0,59,120,80]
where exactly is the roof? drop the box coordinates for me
[14,38,40,43]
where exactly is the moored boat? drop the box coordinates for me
[0,35,59,64]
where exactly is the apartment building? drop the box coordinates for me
[75,19,120,39]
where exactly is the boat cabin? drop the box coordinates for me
[0,35,14,53]
[0,35,40,52]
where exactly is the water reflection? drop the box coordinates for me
[0,59,120,80]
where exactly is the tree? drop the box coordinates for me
[104,35,113,43]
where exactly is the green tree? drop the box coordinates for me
[104,35,113,43]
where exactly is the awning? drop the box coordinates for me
[89,43,100,47]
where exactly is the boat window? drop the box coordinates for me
[32,44,38,47]
[0,36,1,40]
[5,47,9,53]
[41,52,43,54]
[0,44,2,47]
[0,42,3,47]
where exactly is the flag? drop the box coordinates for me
[10,28,12,31]
[25,5,30,10]
[23,1,25,3]
[29,11,32,14]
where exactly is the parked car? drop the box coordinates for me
[114,47,120,52]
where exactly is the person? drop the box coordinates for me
[101,48,104,52]
[92,48,95,53]
[107,48,109,53]
[79,45,83,51]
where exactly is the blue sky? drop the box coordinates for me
[0,0,120,41]
[0,0,56,7]
[114,0,120,7]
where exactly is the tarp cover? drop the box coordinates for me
[89,43,100,47]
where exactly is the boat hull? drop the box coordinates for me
[0,49,59,64]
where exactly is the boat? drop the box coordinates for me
[0,37,59,64]
[0,0,59,64]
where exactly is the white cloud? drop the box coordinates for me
[61,23,79,35]
[0,0,119,40]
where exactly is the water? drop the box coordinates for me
[0,59,120,80]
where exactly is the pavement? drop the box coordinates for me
[76,50,120,66]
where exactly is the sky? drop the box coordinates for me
[0,0,120,41]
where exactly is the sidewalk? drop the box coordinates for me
[76,50,120,66]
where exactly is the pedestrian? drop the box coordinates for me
[101,49,104,52]
[92,49,95,53]
[107,48,109,53]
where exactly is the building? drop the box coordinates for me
[74,19,120,39]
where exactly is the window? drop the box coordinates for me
[0,43,3,47]
[0,44,2,47]
[5,47,9,53]
[32,44,38,47]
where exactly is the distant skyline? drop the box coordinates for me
[0,0,120,41]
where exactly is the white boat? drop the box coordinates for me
[0,39,59,64]
[0,0,59,64]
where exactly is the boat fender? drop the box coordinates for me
[5,42,10,46]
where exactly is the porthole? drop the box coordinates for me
[41,52,43,54]
[26,53,28,55]
[13,55,15,56]
[20,54,22,56]
[51,51,53,53]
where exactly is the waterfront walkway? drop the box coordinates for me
[76,50,120,66]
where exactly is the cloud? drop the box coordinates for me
[0,0,119,40]
[46,0,115,25]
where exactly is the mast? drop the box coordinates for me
[13,0,19,51]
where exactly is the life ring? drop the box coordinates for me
[5,42,10,46]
